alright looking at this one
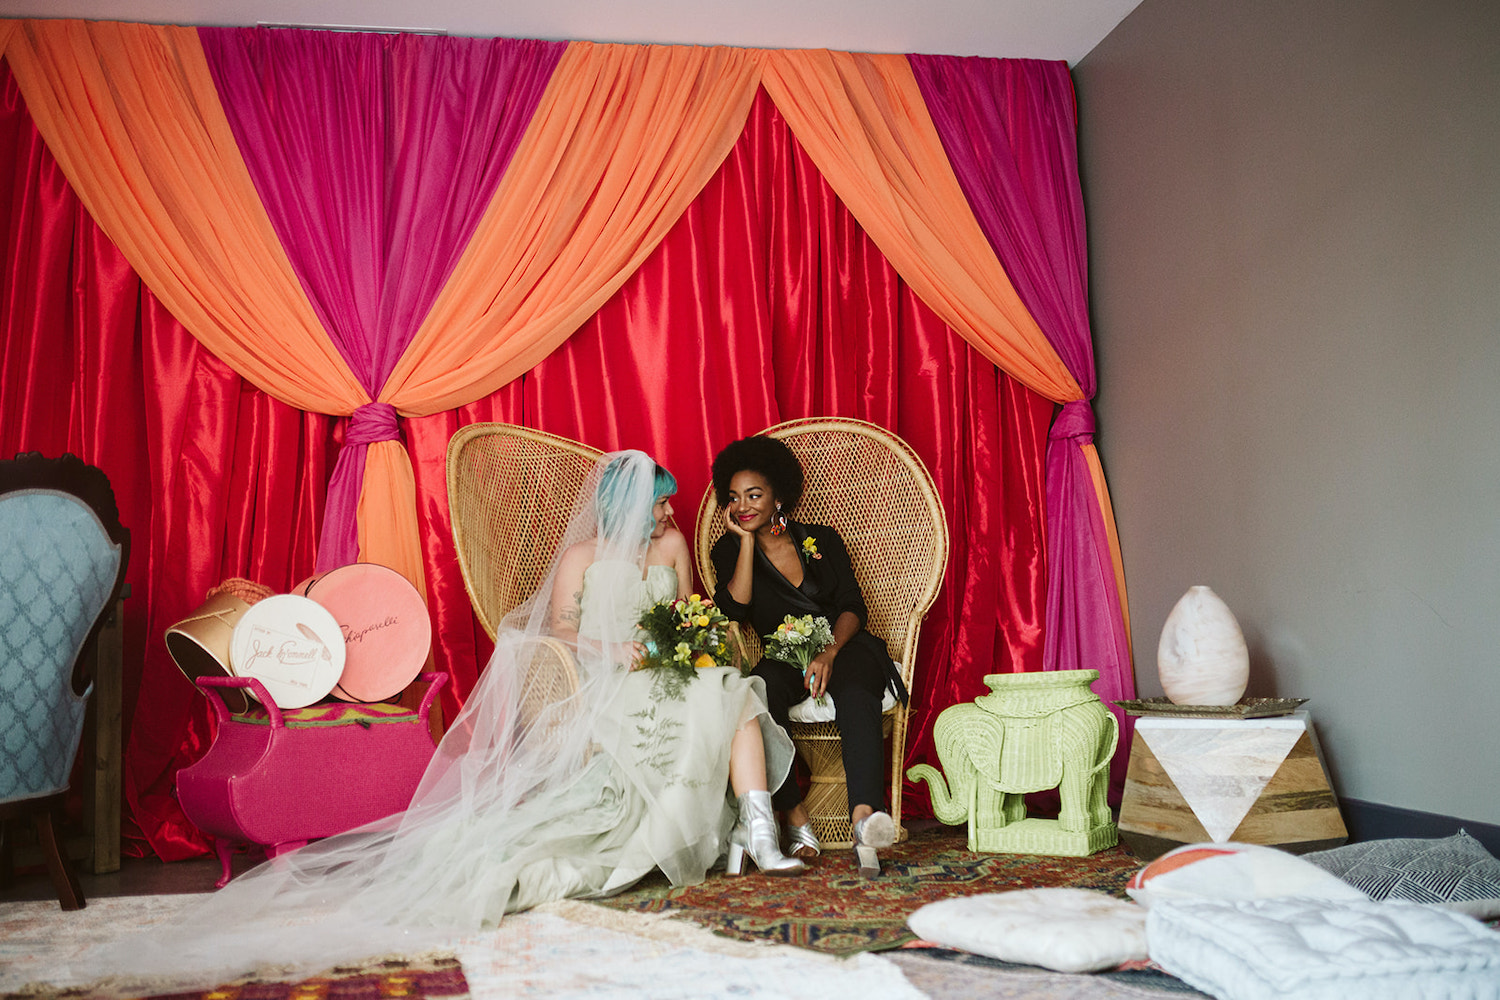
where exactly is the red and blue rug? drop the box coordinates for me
[590,824,1145,957]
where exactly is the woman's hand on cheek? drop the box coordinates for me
[724,506,752,539]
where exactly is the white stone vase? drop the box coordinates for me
[1156,586,1249,706]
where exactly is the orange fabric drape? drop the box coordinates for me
[373,44,765,592]
[3,19,1091,630]
[1083,444,1132,651]
[761,50,1083,405]
[1,20,363,412]
[382,42,764,414]
[1,20,419,592]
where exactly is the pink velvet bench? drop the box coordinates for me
[177,673,447,887]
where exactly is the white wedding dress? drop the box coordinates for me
[419,560,793,915]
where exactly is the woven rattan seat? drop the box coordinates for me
[695,418,949,848]
[447,424,603,716]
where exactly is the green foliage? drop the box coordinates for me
[762,614,833,670]
[635,595,733,697]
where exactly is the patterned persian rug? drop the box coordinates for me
[589,825,1147,957]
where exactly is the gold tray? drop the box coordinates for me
[1113,697,1307,719]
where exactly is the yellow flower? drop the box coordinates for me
[689,594,701,602]
[695,615,711,627]
[694,653,717,669]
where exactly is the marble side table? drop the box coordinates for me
[1118,710,1347,860]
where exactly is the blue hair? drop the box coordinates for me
[596,455,677,545]
[653,464,678,504]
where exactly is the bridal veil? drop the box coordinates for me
[78,451,676,988]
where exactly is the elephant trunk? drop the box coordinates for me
[907,762,970,826]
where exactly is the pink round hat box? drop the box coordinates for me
[294,562,431,703]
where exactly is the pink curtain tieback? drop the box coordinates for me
[1048,399,1095,442]
[313,402,402,573]
[345,402,401,445]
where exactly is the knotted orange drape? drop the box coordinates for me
[759,50,1082,404]
[385,43,763,410]
[1,20,1104,629]
[3,21,359,410]
[0,21,421,586]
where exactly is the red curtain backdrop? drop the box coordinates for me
[1,60,340,857]
[3,63,1051,858]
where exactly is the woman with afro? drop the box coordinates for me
[709,435,906,877]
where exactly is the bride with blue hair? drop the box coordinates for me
[78,450,798,991]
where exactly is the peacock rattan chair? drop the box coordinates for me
[447,424,604,720]
[695,417,949,848]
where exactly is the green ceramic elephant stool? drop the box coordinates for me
[907,669,1118,856]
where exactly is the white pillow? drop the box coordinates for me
[906,888,1148,973]
[1126,842,1368,909]
[787,686,897,724]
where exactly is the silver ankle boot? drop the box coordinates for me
[727,790,806,876]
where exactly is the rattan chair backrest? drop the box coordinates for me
[447,424,603,640]
[694,418,949,685]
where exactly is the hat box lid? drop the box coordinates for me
[228,594,346,709]
[294,562,430,703]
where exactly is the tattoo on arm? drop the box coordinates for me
[557,589,584,628]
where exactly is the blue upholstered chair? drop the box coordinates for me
[0,453,129,909]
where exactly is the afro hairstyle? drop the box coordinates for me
[711,435,804,511]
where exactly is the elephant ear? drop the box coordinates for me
[956,712,1008,788]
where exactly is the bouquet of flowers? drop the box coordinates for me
[635,594,733,688]
[764,614,834,704]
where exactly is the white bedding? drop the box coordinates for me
[1147,896,1500,1000]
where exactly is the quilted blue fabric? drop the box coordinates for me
[0,490,121,802]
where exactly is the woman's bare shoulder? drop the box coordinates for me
[654,525,688,553]
[557,539,598,571]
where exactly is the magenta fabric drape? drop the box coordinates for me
[199,29,565,570]
[911,54,1134,789]
[907,57,1093,388]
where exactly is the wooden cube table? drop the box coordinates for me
[1118,710,1347,860]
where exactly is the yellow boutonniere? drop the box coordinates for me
[801,536,822,560]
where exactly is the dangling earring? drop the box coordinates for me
[769,502,787,536]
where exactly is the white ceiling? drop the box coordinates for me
[0,0,1142,64]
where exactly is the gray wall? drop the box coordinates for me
[1075,0,1500,824]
